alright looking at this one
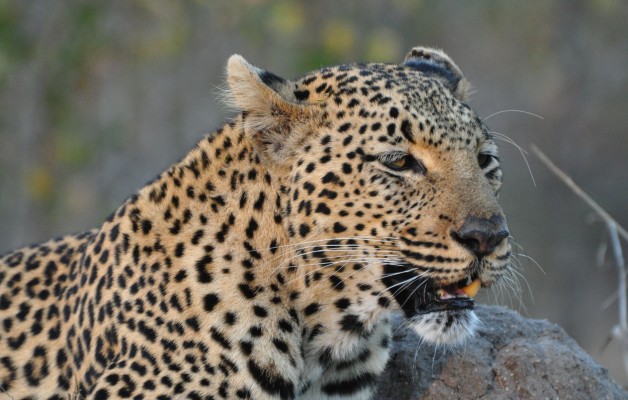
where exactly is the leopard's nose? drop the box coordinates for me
[451,215,509,258]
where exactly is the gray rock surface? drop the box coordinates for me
[377,305,627,400]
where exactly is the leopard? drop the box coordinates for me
[0,45,511,399]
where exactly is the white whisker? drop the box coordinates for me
[482,109,544,122]
[488,130,536,187]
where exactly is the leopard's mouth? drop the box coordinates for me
[424,275,480,314]
[382,264,481,318]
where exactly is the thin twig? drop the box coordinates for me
[607,222,628,375]
[532,144,628,379]
[531,145,628,242]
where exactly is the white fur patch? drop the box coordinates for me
[410,309,479,346]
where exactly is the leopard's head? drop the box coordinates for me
[226,46,510,345]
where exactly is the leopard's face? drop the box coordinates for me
[228,47,511,346]
[282,65,509,345]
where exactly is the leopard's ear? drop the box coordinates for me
[226,55,314,163]
[402,46,471,101]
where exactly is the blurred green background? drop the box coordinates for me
[0,0,627,385]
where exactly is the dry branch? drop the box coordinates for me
[532,144,628,379]
[531,145,628,242]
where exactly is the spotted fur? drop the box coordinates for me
[0,46,511,399]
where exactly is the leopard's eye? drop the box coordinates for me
[477,153,494,169]
[386,156,411,170]
[379,153,426,174]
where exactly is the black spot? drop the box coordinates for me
[389,107,399,118]
[340,314,364,334]
[236,388,252,399]
[294,89,310,101]
[138,321,157,342]
[304,303,320,316]
[0,295,11,310]
[253,305,268,318]
[315,203,331,215]
[239,192,248,209]
[174,270,187,282]
[329,275,345,290]
[338,123,351,132]
[212,195,226,206]
[321,372,376,396]
[245,218,259,239]
[225,312,238,325]
[278,319,293,333]
[334,298,351,310]
[195,255,213,283]
[272,338,289,353]
[141,219,152,235]
[241,259,254,269]
[203,293,221,312]
[400,119,415,143]
[109,225,120,241]
[318,189,337,199]
[315,82,327,93]
[130,361,147,376]
[210,327,232,350]
[174,242,185,258]
[321,172,340,184]
[249,325,263,337]
[253,192,266,211]
[238,283,258,299]
[243,271,255,282]
[240,340,253,356]
[8,332,26,350]
[347,98,359,108]
[185,317,201,332]
[320,155,332,163]
[333,222,347,233]
[318,347,333,367]
[247,359,294,400]
[303,182,315,195]
[298,224,311,238]
[94,389,110,400]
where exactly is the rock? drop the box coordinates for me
[377,305,627,400]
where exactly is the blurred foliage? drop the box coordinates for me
[134,1,189,59]
[322,20,356,61]
[0,1,30,81]
[365,28,403,63]
[27,166,53,202]
[268,2,303,35]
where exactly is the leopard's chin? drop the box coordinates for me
[381,263,484,344]
[410,308,479,345]
[404,279,480,345]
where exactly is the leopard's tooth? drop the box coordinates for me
[461,279,481,298]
